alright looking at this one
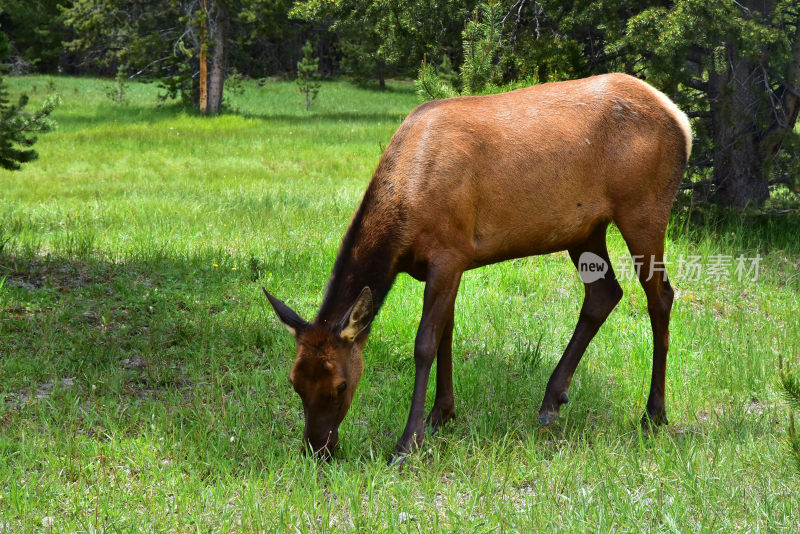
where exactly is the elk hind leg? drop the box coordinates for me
[539,224,623,425]
[616,219,673,427]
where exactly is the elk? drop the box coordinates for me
[264,73,692,462]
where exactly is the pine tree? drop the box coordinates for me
[415,1,503,101]
[0,76,59,170]
[0,29,59,171]
[460,0,501,95]
[296,41,321,111]
[781,359,800,474]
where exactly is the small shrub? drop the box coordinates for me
[225,68,245,98]
[105,68,128,104]
[296,40,321,111]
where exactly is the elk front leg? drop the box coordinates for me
[391,262,462,465]
[426,306,456,433]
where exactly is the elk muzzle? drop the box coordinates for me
[303,426,339,460]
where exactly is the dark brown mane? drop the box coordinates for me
[315,159,404,329]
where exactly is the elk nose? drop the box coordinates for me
[303,432,338,460]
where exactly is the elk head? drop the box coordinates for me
[263,286,372,458]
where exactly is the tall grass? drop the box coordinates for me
[0,75,798,532]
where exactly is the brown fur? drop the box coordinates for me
[265,73,691,460]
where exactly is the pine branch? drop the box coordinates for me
[782,371,800,411]
[0,77,60,171]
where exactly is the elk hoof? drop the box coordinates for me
[390,431,421,467]
[388,453,409,468]
[538,410,559,426]
[425,408,455,434]
[641,409,669,430]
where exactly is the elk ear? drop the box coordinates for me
[262,287,308,337]
[339,286,373,342]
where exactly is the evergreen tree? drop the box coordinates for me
[0,78,59,171]
[782,361,800,474]
[0,30,59,171]
[460,0,502,94]
[291,0,475,89]
[416,58,459,101]
[416,1,503,100]
[62,0,233,114]
[1,0,72,73]
[296,40,321,111]
[437,55,459,89]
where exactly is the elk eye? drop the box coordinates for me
[336,382,347,394]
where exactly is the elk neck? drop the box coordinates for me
[314,174,405,331]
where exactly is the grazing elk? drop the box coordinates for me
[264,73,691,462]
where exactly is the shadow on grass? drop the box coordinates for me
[0,248,308,367]
[55,100,410,132]
[0,248,780,470]
[232,110,410,125]
[1,253,289,469]
[357,330,678,463]
[54,102,196,130]
[0,249,615,466]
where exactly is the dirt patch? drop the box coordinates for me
[1,254,107,292]
[745,399,773,415]
[6,377,77,408]
[4,279,37,292]
[121,355,147,370]
[122,384,168,401]
[119,357,195,406]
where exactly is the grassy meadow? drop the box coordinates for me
[1,75,799,532]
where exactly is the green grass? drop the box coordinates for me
[1,75,799,532]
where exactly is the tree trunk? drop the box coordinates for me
[760,15,800,164]
[206,2,228,115]
[198,0,208,114]
[377,60,385,91]
[708,46,770,208]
